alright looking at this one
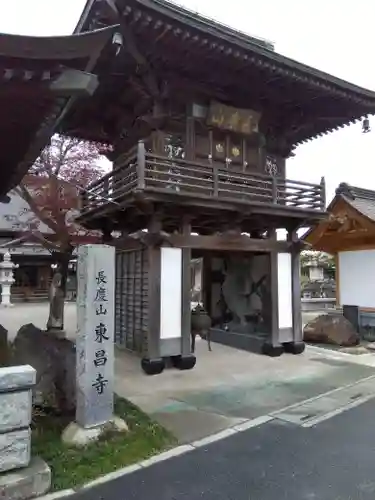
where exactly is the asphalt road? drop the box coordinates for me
[75,398,375,500]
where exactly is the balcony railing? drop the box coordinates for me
[81,141,326,215]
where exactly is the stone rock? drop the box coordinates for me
[0,428,31,473]
[12,324,76,414]
[340,346,369,355]
[0,323,9,366]
[0,390,32,433]
[0,457,51,500]
[0,365,35,393]
[62,416,128,447]
[303,314,360,347]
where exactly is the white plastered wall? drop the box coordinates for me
[339,250,375,308]
[277,253,293,329]
[160,247,182,339]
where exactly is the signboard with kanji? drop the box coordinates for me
[206,101,260,135]
[76,244,115,428]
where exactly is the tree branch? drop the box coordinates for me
[17,182,59,233]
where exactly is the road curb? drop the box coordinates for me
[37,374,375,499]
[38,414,272,499]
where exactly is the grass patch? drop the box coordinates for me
[31,395,177,492]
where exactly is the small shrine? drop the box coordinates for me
[305,183,375,331]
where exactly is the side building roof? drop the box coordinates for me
[0,26,117,201]
[334,183,375,222]
[304,182,375,252]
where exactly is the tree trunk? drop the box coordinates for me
[55,250,72,298]
[46,248,73,333]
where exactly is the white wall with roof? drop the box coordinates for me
[0,189,51,234]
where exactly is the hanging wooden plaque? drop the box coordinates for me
[206,101,260,135]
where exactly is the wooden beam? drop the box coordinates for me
[314,234,375,253]
[306,196,375,249]
[166,234,291,252]
[112,230,301,254]
[112,231,297,252]
[111,235,145,251]
[50,69,98,97]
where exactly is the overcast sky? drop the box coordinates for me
[2,0,375,201]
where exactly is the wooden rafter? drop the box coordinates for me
[104,0,162,101]
[305,196,375,252]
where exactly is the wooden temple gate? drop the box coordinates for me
[60,0,375,374]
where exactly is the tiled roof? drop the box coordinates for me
[335,182,375,222]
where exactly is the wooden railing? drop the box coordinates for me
[81,141,326,214]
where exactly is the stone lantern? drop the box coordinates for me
[0,251,18,307]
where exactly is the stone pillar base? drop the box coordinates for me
[0,457,51,500]
[283,341,306,355]
[0,303,13,308]
[141,357,165,375]
[62,416,128,447]
[261,341,283,357]
[171,354,196,371]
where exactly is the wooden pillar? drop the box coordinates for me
[291,244,303,343]
[284,231,305,355]
[171,216,196,370]
[202,256,212,318]
[146,245,162,359]
[270,248,280,347]
[151,130,165,155]
[335,253,340,307]
[262,229,283,357]
[181,217,192,356]
[141,215,164,375]
[185,116,195,160]
[137,140,146,189]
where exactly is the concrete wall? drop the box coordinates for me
[0,365,35,473]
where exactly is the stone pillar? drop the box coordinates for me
[63,244,127,446]
[0,252,17,308]
[0,365,51,499]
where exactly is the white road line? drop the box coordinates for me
[301,395,375,427]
